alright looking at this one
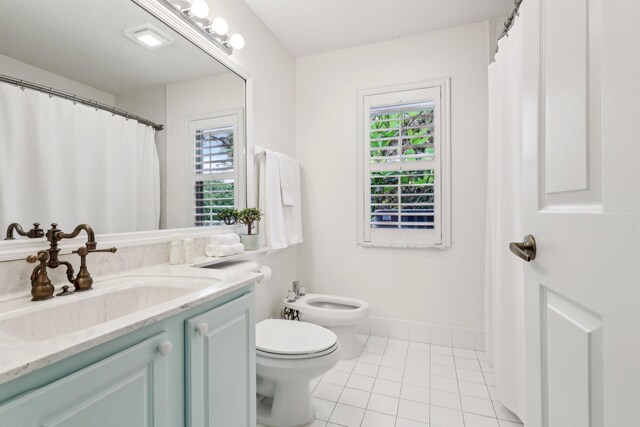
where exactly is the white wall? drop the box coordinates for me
[202,0,298,322]
[0,53,115,105]
[296,22,490,330]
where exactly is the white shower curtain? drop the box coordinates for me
[0,82,160,235]
[484,13,525,422]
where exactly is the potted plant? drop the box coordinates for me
[218,208,238,225]
[237,208,263,250]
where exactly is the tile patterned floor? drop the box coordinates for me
[258,334,524,427]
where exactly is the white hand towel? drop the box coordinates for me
[205,243,245,258]
[278,154,299,206]
[208,233,241,246]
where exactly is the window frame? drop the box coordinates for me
[357,79,451,249]
[187,109,246,227]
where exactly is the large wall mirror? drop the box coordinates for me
[0,0,247,244]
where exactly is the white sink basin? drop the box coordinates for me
[0,275,219,341]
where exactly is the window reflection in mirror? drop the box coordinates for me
[0,0,246,236]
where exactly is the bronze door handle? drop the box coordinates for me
[509,235,537,262]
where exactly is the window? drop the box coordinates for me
[358,81,450,248]
[190,112,244,227]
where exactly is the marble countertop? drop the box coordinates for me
[0,263,261,385]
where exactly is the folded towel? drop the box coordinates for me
[278,153,300,206]
[205,243,245,258]
[208,233,241,246]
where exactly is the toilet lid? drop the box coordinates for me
[256,319,337,355]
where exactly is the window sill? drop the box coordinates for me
[360,242,450,250]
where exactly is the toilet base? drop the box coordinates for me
[327,324,363,359]
[257,380,314,427]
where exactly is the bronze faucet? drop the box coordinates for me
[4,223,45,240]
[24,223,117,301]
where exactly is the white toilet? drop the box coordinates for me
[256,319,341,427]
[284,294,370,359]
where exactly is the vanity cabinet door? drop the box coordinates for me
[186,292,255,427]
[0,332,171,427]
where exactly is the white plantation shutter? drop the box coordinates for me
[363,86,444,246]
[190,114,240,227]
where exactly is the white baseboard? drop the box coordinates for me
[357,316,486,352]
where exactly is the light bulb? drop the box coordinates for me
[211,17,229,36]
[189,0,209,19]
[228,33,245,50]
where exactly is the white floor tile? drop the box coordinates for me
[431,389,462,410]
[360,352,383,365]
[430,376,459,393]
[372,378,402,397]
[463,412,500,427]
[329,403,365,427]
[388,338,410,349]
[334,359,357,373]
[407,350,430,363]
[400,383,429,404]
[312,383,344,402]
[309,420,328,427]
[381,355,406,369]
[368,336,389,346]
[408,341,430,352]
[353,361,380,377]
[454,357,481,371]
[402,371,429,387]
[367,393,399,416]
[338,387,370,409]
[312,397,336,421]
[395,418,430,427]
[385,346,408,358]
[461,395,496,417]
[431,354,455,367]
[429,406,464,427]
[377,366,404,382]
[326,423,342,427]
[321,370,350,387]
[493,402,522,422]
[456,368,485,384]
[405,360,429,374]
[346,374,375,392]
[361,410,396,427]
[458,381,490,399]
[430,364,457,379]
[484,373,496,386]
[398,399,430,423]
[365,343,387,355]
[431,345,454,356]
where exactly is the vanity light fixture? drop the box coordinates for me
[124,24,174,49]
[164,0,244,54]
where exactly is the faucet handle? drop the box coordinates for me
[27,250,48,265]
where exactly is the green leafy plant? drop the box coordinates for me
[238,208,263,235]
[218,208,238,225]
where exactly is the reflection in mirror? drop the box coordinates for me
[0,0,246,237]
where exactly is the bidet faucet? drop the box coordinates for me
[292,281,301,299]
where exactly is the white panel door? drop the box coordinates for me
[520,0,640,426]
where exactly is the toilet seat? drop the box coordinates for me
[256,319,337,356]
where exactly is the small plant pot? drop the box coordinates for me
[240,234,259,251]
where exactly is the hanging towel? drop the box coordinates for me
[208,233,241,246]
[258,149,303,250]
[278,154,299,206]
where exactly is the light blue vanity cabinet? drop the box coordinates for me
[0,286,256,427]
[0,332,171,427]
[186,292,255,427]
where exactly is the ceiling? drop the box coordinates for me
[0,0,232,95]
[244,0,513,56]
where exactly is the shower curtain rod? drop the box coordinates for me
[498,0,524,42]
[0,74,164,131]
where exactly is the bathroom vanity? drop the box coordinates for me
[0,265,258,426]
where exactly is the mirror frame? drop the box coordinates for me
[0,0,255,262]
